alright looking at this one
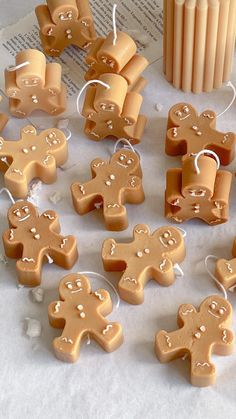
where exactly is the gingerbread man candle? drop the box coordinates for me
[82,74,147,144]
[102,224,186,305]
[48,273,123,362]
[2,201,78,286]
[5,49,67,118]
[166,103,236,165]
[215,238,236,290]
[36,0,96,57]
[71,149,144,231]
[85,31,149,93]
[165,154,232,225]
[155,295,234,387]
[0,125,68,198]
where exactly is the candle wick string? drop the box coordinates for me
[80,271,120,310]
[0,188,16,205]
[76,80,110,117]
[217,81,236,118]
[194,149,220,175]
[112,4,118,46]
[6,61,29,72]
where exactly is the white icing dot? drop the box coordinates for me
[80,312,86,319]
[110,174,115,180]
[77,305,83,311]
[30,228,36,233]
[137,251,143,258]
[106,181,112,186]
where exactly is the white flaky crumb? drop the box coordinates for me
[49,191,63,204]
[154,103,163,112]
[57,119,70,130]
[0,254,8,265]
[31,287,44,303]
[25,318,42,338]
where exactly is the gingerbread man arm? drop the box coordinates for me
[48,300,67,327]
[102,238,129,271]
[213,327,234,355]
[90,158,107,176]
[124,174,144,204]
[35,4,55,36]
[2,228,22,258]
[215,258,236,290]
[155,328,189,363]
[177,304,197,326]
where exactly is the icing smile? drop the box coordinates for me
[18,214,31,222]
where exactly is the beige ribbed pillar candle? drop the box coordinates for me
[163,0,236,93]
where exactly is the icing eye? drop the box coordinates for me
[24,80,29,85]
[175,110,182,116]
[67,12,72,18]
[66,282,73,290]
[210,302,217,310]
[15,210,21,217]
[100,103,106,110]
[23,207,29,214]
[168,239,175,245]
[183,106,189,113]
[76,280,82,288]
[108,105,115,111]
[219,307,226,315]
[163,231,170,238]
[127,159,133,165]
[119,155,126,161]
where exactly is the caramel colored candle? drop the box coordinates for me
[163,0,236,93]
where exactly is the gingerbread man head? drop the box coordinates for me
[8,201,37,227]
[200,295,232,325]
[59,274,91,300]
[110,149,140,173]
[13,50,46,90]
[157,227,184,255]
[168,103,198,127]
[49,0,79,24]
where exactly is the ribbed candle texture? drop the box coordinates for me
[163,0,236,93]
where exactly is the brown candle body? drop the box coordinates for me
[163,0,236,93]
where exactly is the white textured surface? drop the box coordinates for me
[0,1,236,419]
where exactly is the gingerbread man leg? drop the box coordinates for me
[49,234,78,269]
[4,164,30,199]
[91,319,123,353]
[103,202,128,231]
[118,265,146,305]
[53,322,83,363]
[190,345,216,387]
[16,247,44,286]
[8,100,29,119]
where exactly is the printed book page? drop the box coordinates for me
[0,0,163,123]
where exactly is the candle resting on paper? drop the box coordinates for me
[35,0,96,56]
[5,49,67,118]
[163,0,236,93]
